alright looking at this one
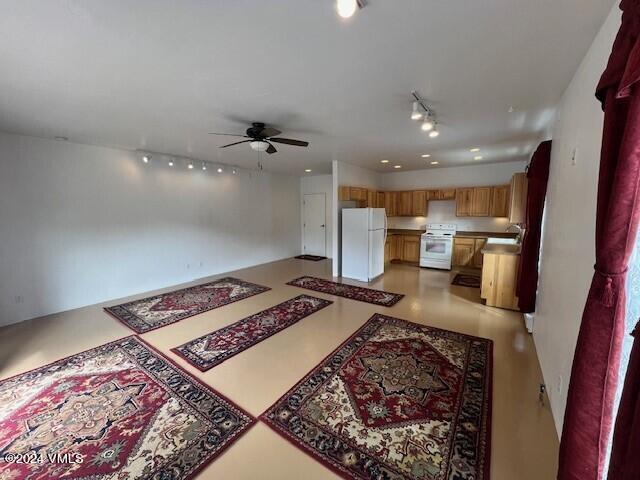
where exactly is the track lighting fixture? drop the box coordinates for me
[142,154,151,164]
[411,90,440,138]
[188,162,194,170]
[411,102,423,121]
[168,159,174,167]
[202,162,207,171]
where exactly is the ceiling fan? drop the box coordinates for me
[208,122,309,155]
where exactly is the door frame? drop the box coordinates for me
[303,193,327,257]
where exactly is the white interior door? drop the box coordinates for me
[303,193,326,256]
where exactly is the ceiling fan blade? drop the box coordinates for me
[219,139,253,148]
[269,137,309,147]
[260,127,282,138]
[208,132,249,137]
[266,143,277,154]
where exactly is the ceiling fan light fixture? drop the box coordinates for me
[250,141,270,152]
[337,0,358,18]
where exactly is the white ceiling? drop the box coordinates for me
[0,0,613,175]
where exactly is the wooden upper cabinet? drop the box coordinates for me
[456,188,474,216]
[426,190,439,200]
[411,191,427,216]
[350,187,367,201]
[367,190,377,208]
[490,185,510,217]
[384,192,398,217]
[377,192,385,209]
[471,187,492,216]
[439,188,456,200]
[509,172,528,224]
[339,185,351,201]
[397,191,413,216]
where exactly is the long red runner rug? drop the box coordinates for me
[172,295,332,371]
[261,313,493,480]
[0,336,254,480]
[287,276,404,307]
[105,277,270,333]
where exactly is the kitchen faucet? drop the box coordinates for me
[506,224,524,243]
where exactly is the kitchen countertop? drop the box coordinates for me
[387,229,424,235]
[455,231,518,239]
[481,243,521,255]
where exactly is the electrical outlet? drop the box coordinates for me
[556,374,564,394]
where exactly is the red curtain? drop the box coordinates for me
[517,140,552,313]
[558,2,640,479]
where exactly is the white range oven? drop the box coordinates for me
[420,223,457,270]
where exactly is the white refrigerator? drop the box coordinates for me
[342,208,387,282]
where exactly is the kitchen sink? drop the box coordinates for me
[486,237,519,245]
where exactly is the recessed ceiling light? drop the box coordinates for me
[470,148,480,152]
[202,163,207,171]
[188,162,194,170]
[474,155,483,161]
[430,161,439,165]
[428,129,439,138]
[305,169,312,173]
[394,165,402,169]
[232,169,237,175]
[217,167,223,173]
[421,154,431,158]
[168,160,174,167]
[380,159,389,164]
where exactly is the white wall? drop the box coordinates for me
[0,132,301,326]
[533,4,620,435]
[382,160,527,232]
[300,174,333,258]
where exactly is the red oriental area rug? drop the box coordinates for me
[105,277,270,333]
[0,336,254,480]
[261,314,493,480]
[287,276,404,307]
[172,295,332,371]
[451,273,481,289]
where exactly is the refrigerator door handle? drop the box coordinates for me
[383,212,388,244]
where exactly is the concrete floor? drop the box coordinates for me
[0,258,559,479]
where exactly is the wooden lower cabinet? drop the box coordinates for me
[481,253,520,310]
[386,234,420,263]
[454,237,486,268]
[453,238,475,267]
[401,235,420,263]
[473,238,486,268]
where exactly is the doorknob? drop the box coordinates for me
[321,224,325,227]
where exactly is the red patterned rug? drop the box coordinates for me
[105,277,270,333]
[295,255,327,261]
[287,276,404,307]
[262,314,493,480]
[451,273,481,288]
[0,336,254,480]
[172,295,332,371]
